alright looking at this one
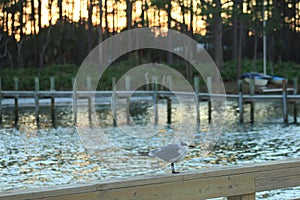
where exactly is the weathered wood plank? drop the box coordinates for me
[0,183,97,200]
[0,159,299,200]
[255,163,300,192]
[39,192,99,200]
[97,173,254,200]
[29,192,98,200]
[227,193,255,200]
[0,192,98,200]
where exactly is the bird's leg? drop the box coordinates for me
[171,163,179,174]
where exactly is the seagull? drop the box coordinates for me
[148,141,189,174]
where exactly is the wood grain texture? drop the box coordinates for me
[0,158,299,200]
[228,193,255,200]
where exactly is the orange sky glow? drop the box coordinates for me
[2,0,300,40]
[3,0,208,40]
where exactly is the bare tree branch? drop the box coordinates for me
[0,36,8,59]
[40,25,52,68]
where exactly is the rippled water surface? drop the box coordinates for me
[0,100,299,199]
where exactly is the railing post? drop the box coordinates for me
[282,79,288,124]
[14,77,18,91]
[238,79,243,124]
[194,76,200,130]
[73,78,77,125]
[293,77,298,123]
[14,77,19,126]
[207,76,212,123]
[50,76,55,127]
[167,75,172,90]
[293,77,298,95]
[145,72,149,91]
[167,97,172,125]
[152,76,158,125]
[50,76,55,91]
[112,77,117,127]
[125,75,131,91]
[50,76,55,108]
[34,77,40,127]
[125,76,131,124]
[249,78,255,124]
[86,76,92,91]
[86,76,92,124]
[72,77,76,88]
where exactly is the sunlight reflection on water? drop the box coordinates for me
[0,101,299,199]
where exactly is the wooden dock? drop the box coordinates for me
[0,158,299,200]
[0,76,299,126]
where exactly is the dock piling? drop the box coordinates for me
[293,77,298,123]
[167,75,172,90]
[125,76,131,124]
[167,97,172,124]
[194,76,200,130]
[238,79,243,123]
[50,76,55,91]
[72,77,76,88]
[86,76,92,124]
[34,77,40,126]
[294,100,298,124]
[88,96,92,124]
[152,76,158,125]
[73,78,77,125]
[14,77,19,126]
[249,78,255,124]
[125,76,131,90]
[293,77,298,95]
[207,77,212,123]
[282,79,288,123]
[86,76,92,91]
[112,77,117,127]
[50,77,55,126]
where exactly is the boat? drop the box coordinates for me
[241,2,287,88]
[242,73,269,87]
[242,73,287,87]
[243,77,268,87]
[270,76,288,85]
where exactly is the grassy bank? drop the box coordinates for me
[0,60,299,91]
[0,65,78,91]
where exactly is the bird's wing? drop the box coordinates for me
[149,144,184,162]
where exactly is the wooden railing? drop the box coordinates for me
[1,76,299,126]
[0,158,299,200]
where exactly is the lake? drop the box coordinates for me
[0,99,299,199]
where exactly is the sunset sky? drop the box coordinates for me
[2,0,209,38]
[1,0,299,40]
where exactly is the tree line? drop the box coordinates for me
[0,0,299,78]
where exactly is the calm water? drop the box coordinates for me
[0,99,299,199]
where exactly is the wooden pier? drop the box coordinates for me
[0,158,299,200]
[237,78,299,124]
[0,76,299,126]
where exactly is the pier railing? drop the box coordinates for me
[0,76,299,126]
[0,158,299,200]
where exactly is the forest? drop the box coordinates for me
[0,0,299,80]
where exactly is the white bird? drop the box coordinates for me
[149,141,189,174]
